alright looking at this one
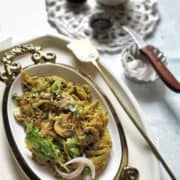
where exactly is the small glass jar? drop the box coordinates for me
[96,0,126,6]
[90,13,114,33]
[67,0,86,4]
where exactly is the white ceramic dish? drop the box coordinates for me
[3,63,128,179]
[0,35,160,180]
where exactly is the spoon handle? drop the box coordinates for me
[92,60,177,180]
[140,45,180,92]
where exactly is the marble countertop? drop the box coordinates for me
[0,0,179,179]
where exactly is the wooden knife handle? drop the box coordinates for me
[140,45,180,92]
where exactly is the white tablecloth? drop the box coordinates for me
[0,0,179,179]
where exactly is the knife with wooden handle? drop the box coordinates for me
[123,26,180,92]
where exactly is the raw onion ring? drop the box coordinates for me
[65,157,95,179]
[55,163,84,179]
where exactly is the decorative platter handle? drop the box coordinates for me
[120,166,139,180]
[0,44,56,85]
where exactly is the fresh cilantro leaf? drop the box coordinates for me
[66,137,80,158]
[25,121,63,166]
[51,82,61,97]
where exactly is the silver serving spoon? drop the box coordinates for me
[67,39,176,180]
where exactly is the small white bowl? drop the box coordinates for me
[121,43,167,82]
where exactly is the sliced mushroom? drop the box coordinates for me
[54,114,75,137]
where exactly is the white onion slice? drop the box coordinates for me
[65,157,95,179]
[55,163,84,179]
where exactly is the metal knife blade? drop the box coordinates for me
[122,26,146,48]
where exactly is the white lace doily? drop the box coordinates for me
[46,0,160,53]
